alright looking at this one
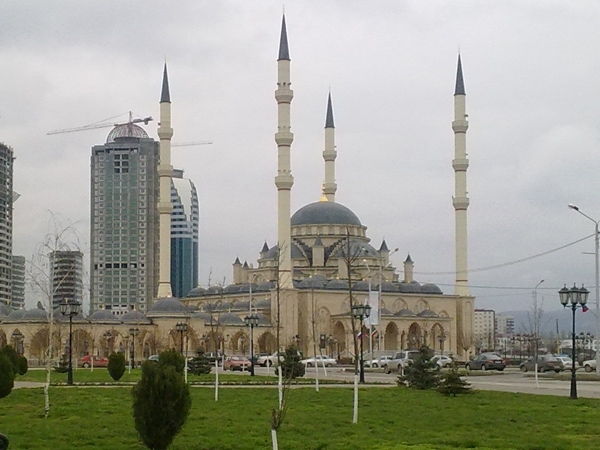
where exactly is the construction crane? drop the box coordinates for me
[47,112,153,135]
[172,141,213,147]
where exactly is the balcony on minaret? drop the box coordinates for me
[275,87,293,103]
[452,120,469,133]
[275,131,294,146]
[452,158,469,171]
[452,196,470,210]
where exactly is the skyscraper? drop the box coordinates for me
[50,250,83,309]
[0,143,14,306]
[10,255,25,309]
[170,169,199,298]
[90,124,159,314]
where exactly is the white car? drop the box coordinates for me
[365,355,393,368]
[431,355,454,369]
[301,355,337,367]
[555,356,577,371]
[582,359,597,372]
[256,351,285,367]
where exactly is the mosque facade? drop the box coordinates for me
[0,15,474,364]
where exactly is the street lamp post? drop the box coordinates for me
[175,322,188,355]
[129,327,140,369]
[352,303,372,383]
[11,330,24,355]
[568,204,600,375]
[59,299,81,386]
[244,314,259,376]
[103,331,112,357]
[559,283,589,400]
[438,334,447,356]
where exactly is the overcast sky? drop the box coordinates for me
[2,1,600,313]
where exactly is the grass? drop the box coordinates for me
[2,385,600,449]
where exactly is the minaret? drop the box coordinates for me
[157,63,174,298]
[274,15,294,289]
[452,55,470,296]
[322,92,337,202]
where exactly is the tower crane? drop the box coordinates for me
[47,112,153,135]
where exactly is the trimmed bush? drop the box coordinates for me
[107,352,126,381]
[132,360,191,450]
[158,348,185,374]
[397,346,440,390]
[0,353,14,399]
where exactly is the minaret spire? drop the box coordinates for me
[452,54,470,296]
[274,14,294,289]
[322,92,337,202]
[157,63,174,298]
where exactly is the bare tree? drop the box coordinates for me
[25,213,83,418]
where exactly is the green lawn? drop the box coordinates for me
[1,385,599,449]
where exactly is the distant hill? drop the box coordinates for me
[501,309,598,337]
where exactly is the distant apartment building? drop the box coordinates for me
[90,124,159,314]
[10,255,25,309]
[50,250,84,309]
[474,309,496,351]
[495,314,515,336]
[0,143,14,306]
[170,169,199,298]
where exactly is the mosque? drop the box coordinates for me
[0,15,474,363]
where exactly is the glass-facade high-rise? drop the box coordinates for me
[0,143,14,306]
[11,255,25,309]
[90,124,159,314]
[170,169,198,298]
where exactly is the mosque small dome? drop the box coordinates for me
[148,297,186,313]
[7,309,26,320]
[89,309,121,322]
[399,281,422,293]
[22,309,48,320]
[187,286,207,297]
[298,276,328,289]
[191,311,211,321]
[206,286,223,295]
[255,281,275,292]
[255,298,271,309]
[325,279,349,290]
[376,282,399,293]
[395,309,416,317]
[234,300,250,311]
[219,313,244,325]
[421,283,443,295]
[122,310,149,323]
[106,123,149,143]
[255,314,271,325]
[263,244,304,260]
[0,304,13,317]
[352,281,371,291]
[381,308,392,315]
[291,201,362,227]
[237,283,256,294]
[224,284,241,294]
[215,301,234,311]
[417,309,438,317]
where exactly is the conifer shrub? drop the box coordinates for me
[276,345,305,379]
[187,350,211,375]
[132,360,191,450]
[158,348,185,374]
[438,366,472,397]
[0,353,14,399]
[17,355,28,375]
[107,352,126,381]
[397,346,440,390]
[0,345,19,376]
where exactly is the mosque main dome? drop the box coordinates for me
[106,123,149,143]
[291,201,361,227]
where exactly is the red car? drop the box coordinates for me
[222,356,251,371]
[78,355,109,368]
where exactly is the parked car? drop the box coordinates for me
[257,351,285,367]
[431,355,454,369]
[147,354,159,362]
[519,355,563,373]
[365,355,394,368]
[300,355,337,367]
[78,355,109,368]
[222,355,252,371]
[582,359,597,372]
[465,354,506,371]
[382,350,421,374]
[555,355,577,371]
[205,351,225,366]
